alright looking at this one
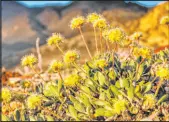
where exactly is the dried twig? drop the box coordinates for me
[36,38,43,72]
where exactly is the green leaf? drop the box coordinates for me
[94,108,106,117]
[119,78,129,88]
[95,72,106,86]
[46,115,54,121]
[69,95,78,104]
[70,95,86,113]
[94,100,110,107]
[37,116,44,121]
[139,80,145,86]
[58,79,62,95]
[43,82,59,98]
[85,79,96,92]
[108,70,116,80]
[135,92,144,99]
[2,115,11,121]
[104,110,115,117]
[68,105,78,120]
[134,85,140,93]
[105,89,112,99]
[115,81,121,88]
[136,64,144,81]
[29,116,36,121]
[143,82,152,93]
[157,94,168,104]
[127,85,134,100]
[78,93,91,107]
[110,85,120,96]
[80,85,91,95]
[14,109,20,121]
[99,92,106,100]
[74,102,86,113]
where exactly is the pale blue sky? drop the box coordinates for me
[17,1,165,8]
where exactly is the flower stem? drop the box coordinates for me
[78,27,92,59]
[106,39,110,52]
[94,27,98,54]
[58,71,64,81]
[57,45,64,55]
[30,65,46,83]
[99,29,103,53]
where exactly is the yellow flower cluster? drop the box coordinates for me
[21,54,37,67]
[113,99,127,114]
[49,60,64,73]
[133,47,152,59]
[93,18,107,29]
[156,67,169,79]
[95,59,108,68]
[64,50,80,64]
[70,16,85,29]
[107,28,125,43]
[130,32,142,41]
[142,94,156,110]
[27,94,42,109]
[160,16,169,25]
[87,13,101,24]
[2,88,12,102]
[47,33,64,46]
[64,74,81,87]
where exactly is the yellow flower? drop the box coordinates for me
[47,33,64,46]
[27,94,42,109]
[108,28,125,43]
[122,36,132,47]
[156,67,169,79]
[140,47,152,59]
[64,74,81,87]
[131,32,142,40]
[87,13,101,24]
[21,54,37,67]
[70,16,85,29]
[142,94,156,110]
[95,59,108,68]
[64,50,80,64]
[22,80,31,88]
[160,16,169,25]
[93,18,107,29]
[49,60,64,73]
[133,47,141,58]
[1,88,12,102]
[113,99,127,114]
[133,47,152,59]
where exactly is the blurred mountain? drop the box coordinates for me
[2,1,168,69]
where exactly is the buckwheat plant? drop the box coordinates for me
[2,13,169,121]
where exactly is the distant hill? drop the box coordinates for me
[2,1,168,69]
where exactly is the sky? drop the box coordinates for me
[18,1,165,8]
